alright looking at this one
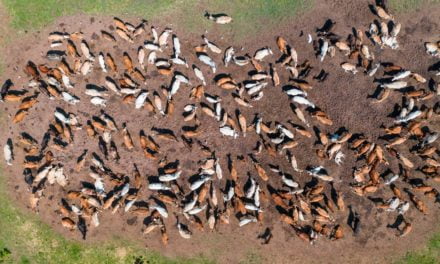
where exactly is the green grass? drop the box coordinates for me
[177,0,311,39]
[389,0,440,12]
[2,0,176,31]
[2,0,310,39]
[396,233,440,264]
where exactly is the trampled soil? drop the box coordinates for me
[1,1,440,263]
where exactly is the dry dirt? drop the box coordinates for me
[1,1,440,263]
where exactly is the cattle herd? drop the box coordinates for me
[1,2,440,246]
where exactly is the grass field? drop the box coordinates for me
[2,0,175,30]
[2,0,310,35]
[1,0,440,263]
[397,233,440,264]
[390,0,440,12]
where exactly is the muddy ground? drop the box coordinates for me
[1,1,440,263]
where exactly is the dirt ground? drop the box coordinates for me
[1,1,440,263]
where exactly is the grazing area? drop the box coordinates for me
[1,1,440,263]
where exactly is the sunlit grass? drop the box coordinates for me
[2,0,311,39]
[178,0,311,39]
[389,0,440,12]
[2,0,176,31]
[396,233,440,264]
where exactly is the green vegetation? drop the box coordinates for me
[177,0,311,39]
[2,0,310,39]
[396,233,440,264]
[2,0,175,31]
[389,0,440,12]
